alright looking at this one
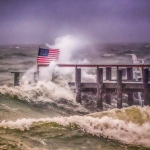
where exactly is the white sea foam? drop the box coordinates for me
[0,81,74,102]
[0,81,88,113]
[0,106,150,148]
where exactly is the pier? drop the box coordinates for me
[58,64,150,109]
[11,64,150,109]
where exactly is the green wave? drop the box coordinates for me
[0,120,149,150]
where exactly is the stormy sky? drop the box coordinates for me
[0,0,150,44]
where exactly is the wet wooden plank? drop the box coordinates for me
[57,64,150,68]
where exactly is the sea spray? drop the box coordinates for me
[46,35,89,63]
[46,35,96,82]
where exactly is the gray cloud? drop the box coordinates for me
[0,0,150,44]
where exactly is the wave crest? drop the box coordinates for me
[0,106,150,148]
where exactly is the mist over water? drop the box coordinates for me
[0,36,150,149]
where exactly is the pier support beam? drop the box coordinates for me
[143,68,149,106]
[106,67,111,80]
[127,67,133,106]
[106,67,111,104]
[97,68,103,110]
[117,69,122,108]
[14,72,20,86]
[75,68,81,103]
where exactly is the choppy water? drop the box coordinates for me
[0,43,150,150]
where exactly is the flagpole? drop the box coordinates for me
[36,46,40,81]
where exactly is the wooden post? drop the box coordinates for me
[122,68,127,79]
[106,67,111,104]
[117,69,122,108]
[106,67,111,80]
[143,68,149,106]
[127,67,133,81]
[148,69,150,82]
[75,67,81,103]
[127,67,133,106]
[97,67,103,110]
[14,72,20,86]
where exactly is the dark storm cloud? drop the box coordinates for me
[0,0,150,44]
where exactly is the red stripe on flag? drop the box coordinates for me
[50,49,60,51]
[37,58,58,61]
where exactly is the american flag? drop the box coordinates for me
[37,48,60,66]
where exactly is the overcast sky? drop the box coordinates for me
[0,0,150,44]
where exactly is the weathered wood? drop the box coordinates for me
[117,69,122,108]
[106,67,111,80]
[122,68,127,78]
[97,68,103,110]
[143,68,149,105]
[14,72,20,86]
[127,67,133,106]
[75,68,81,103]
[148,69,150,82]
[106,67,111,104]
[57,64,150,68]
[68,82,149,92]
[128,92,133,106]
[127,68,133,81]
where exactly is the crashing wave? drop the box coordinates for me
[0,81,88,114]
[0,106,150,148]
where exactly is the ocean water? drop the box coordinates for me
[0,43,150,150]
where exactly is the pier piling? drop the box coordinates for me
[75,67,81,103]
[11,72,21,86]
[97,68,103,110]
[143,68,149,105]
[117,69,122,108]
[106,67,111,105]
[14,72,20,86]
[127,67,133,106]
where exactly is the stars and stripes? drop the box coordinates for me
[37,48,60,66]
